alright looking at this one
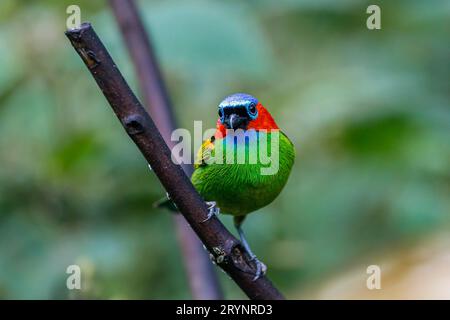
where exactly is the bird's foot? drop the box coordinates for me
[249,256,267,281]
[201,201,220,222]
[147,163,153,171]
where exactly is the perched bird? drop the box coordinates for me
[190,93,295,279]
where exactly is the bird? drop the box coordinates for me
[190,93,295,280]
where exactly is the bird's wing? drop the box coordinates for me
[194,136,215,169]
[281,131,295,148]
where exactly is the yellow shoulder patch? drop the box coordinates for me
[194,136,215,168]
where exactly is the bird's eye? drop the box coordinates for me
[247,104,258,119]
[218,108,224,121]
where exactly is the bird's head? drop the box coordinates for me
[215,93,279,137]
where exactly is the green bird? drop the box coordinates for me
[190,93,295,279]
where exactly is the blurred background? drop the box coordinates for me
[0,0,449,299]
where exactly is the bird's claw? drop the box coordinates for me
[251,256,267,281]
[201,201,220,222]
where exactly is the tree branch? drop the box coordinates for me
[108,0,222,299]
[65,22,284,300]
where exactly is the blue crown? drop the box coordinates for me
[219,93,258,109]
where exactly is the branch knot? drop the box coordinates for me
[124,114,146,135]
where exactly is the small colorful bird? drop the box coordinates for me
[191,93,295,279]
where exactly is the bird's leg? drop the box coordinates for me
[234,216,267,281]
[201,201,220,222]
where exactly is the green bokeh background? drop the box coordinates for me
[0,0,448,299]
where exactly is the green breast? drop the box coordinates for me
[191,131,295,216]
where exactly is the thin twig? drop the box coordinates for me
[65,23,284,300]
[108,0,222,299]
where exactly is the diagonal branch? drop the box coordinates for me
[108,0,222,299]
[65,22,284,300]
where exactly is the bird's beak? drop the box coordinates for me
[229,114,236,129]
[224,113,248,130]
